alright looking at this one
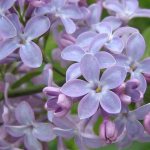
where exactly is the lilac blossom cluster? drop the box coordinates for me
[1,0,150,149]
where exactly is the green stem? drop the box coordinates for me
[0,85,45,100]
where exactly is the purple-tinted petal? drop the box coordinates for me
[126,33,145,61]
[82,134,104,148]
[0,38,19,60]
[138,58,150,74]
[61,45,84,62]
[24,132,42,150]
[102,16,122,31]
[78,93,99,119]
[0,16,17,39]
[95,22,111,35]
[87,2,102,25]
[100,66,127,89]
[95,52,116,69]
[126,120,144,140]
[105,37,124,54]
[113,54,129,69]
[60,5,83,19]
[53,128,74,138]
[15,101,35,125]
[134,9,150,18]
[20,42,42,68]
[0,0,16,11]
[90,34,108,53]
[122,0,139,14]
[32,123,56,142]
[5,125,27,137]
[60,79,89,97]
[66,63,81,81]
[76,31,97,48]
[51,0,65,8]
[100,91,121,114]
[25,16,50,40]
[7,13,22,33]
[130,104,150,120]
[61,18,76,34]
[80,54,100,82]
[131,72,147,93]
[103,0,123,14]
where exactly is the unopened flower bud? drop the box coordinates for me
[99,120,118,144]
[144,112,150,134]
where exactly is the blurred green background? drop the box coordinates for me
[46,0,150,149]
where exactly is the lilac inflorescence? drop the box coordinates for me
[0,0,150,149]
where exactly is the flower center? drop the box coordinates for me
[95,87,101,93]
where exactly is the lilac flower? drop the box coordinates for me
[28,0,50,7]
[103,0,150,24]
[35,0,87,34]
[43,86,72,121]
[53,114,104,149]
[61,54,126,119]
[62,32,116,81]
[114,32,150,93]
[0,14,50,68]
[114,79,143,104]
[0,0,17,40]
[5,101,56,150]
[115,104,150,148]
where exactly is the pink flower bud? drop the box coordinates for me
[144,112,150,134]
[99,120,118,144]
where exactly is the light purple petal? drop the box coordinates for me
[126,120,144,140]
[100,91,121,114]
[87,2,102,25]
[7,13,22,33]
[130,104,150,120]
[105,37,124,54]
[5,125,27,137]
[24,132,42,150]
[76,31,97,48]
[82,134,105,148]
[0,38,19,60]
[100,66,127,89]
[60,5,83,19]
[138,58,150,74]
[15,101,35,125]
[0,0,16,11]
[126,33,145,61]
[61,18,76,34]
[61,45,84,62]
[131,72,147,93]
[103,0,123,14]
[0,16,17,39]
[95,51,116,69]
[122,0,139,14]
[134,9,150,18]
[51,0,65,8]
[113,54,129,69]
[25,16,50,40]
[78,93,99,119]
[102,16,122,31]
[53,128,74,138]
[80,54,100,82]
[90,34,108,53]
[66,63,81,81]
[20,42,42,68]
[95,22,111,36]
[60,79,89,97]
[32,123,56,142]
